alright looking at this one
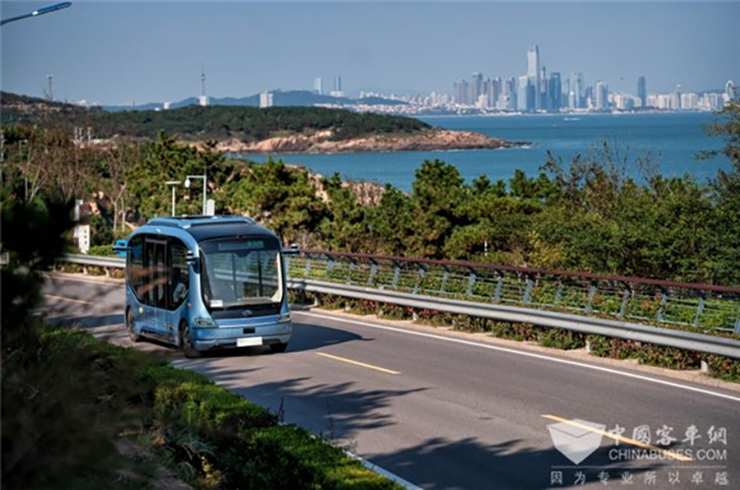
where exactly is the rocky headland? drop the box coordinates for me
[199,128,528,154]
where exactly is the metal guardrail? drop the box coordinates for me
[288,279,740,359]
[59,253,740,358]
[289,250,740,335]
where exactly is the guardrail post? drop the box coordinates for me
[585,283,598,313]
[367,260,378,286]
[347,259,356,284]
[304,256,312,277]
[494,273,504,301]
[466,270,477,297]
[391,262,400,288]
[656,288,669,323]
[554,283,564,304]
[619,287,632,318]
[439,267,450,294]
[523,275,534,305]
[413,265,425,295]
[693,295,706,329]
[735,317,740,336]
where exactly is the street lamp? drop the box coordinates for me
[1,2,72,27]
[165,181,181,216]
[184,172,207,216]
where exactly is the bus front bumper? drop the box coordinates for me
[190,324,292,351]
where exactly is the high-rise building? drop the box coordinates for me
[471,72,483,104]
[259,91,273,108]
[570,72,583,109]
[637,76,647,108]
[454,79,471,105]
[330,76,344,97]
[527,45,541,110]
[594,81,609,111]
[517,75,532,112]
[314,78,323,95]
[499,77,516,110]
[540,65,548,111]
[549,72,562,112]
[725,80,737,103]
[673,84,683,110]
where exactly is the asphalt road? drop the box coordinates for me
[43,274,740,490]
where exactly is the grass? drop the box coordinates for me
[2,324,401,490]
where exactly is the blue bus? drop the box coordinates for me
[122,216,293,357]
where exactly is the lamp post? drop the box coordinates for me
[1,2,72,26]
[184,172,207,216]
[165,181,181,216]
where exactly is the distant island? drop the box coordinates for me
[1,91,528,154]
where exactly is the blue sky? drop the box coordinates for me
[2,1,739,105]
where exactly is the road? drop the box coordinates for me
[43,274,740,490]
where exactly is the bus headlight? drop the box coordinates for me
[194,317,218,328]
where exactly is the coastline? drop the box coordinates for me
[194,128,530,155]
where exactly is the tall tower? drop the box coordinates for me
[637,76,647,108]
[725,80,736,103]
[527,45,541,110]
[46,74,54,102]
[314,77,323,95]
[199,65,209,107]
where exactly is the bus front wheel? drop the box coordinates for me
[126,309,141,343]
[180,323,202,359]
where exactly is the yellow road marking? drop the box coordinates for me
[542,414,692,462]
[44,294,93,306]
[316,352,400,375]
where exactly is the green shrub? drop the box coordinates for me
[706,355,740,382]
[539,328,586,350]
[587,335,641,359]
[88,244,114,256]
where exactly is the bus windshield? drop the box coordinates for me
[200,238,283,309]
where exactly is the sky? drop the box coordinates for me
[2,1,739,106]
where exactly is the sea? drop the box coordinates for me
[241,112,729,192]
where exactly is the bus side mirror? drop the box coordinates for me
[186,250,198,265]
[282,243,299,256]
[112,239,128,257]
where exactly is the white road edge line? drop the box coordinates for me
[297,311,740,404]
[345,450,422,490]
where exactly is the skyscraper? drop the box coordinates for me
[637,76,647,108]
[471,72,483,105]
[527,45,541,110]
[594,81,609,111]
[570,72,583,109]
[549,72,562,112]
[725,80,736,103]
[517,75,532,112]
[330,76,344,97]
[314,77,323,95]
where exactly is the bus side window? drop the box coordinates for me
[170,240,189,310]
[127,236,146,302]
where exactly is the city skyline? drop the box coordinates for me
[2,1,739,105]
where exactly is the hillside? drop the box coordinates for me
[1,91,427,141]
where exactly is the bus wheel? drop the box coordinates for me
[269,342,288,354]
[180,323,202,359]
[126,308,141,343]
